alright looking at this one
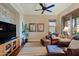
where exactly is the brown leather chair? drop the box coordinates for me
[41,37,51,46]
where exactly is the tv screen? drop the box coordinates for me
[0,21,16,44]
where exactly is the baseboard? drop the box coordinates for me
[28,41,40,43]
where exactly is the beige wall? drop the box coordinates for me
[24,15,57,41]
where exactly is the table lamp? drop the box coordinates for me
[63,26,69,32]
[63,26,69,38]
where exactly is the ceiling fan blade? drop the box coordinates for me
[39,3,44,8]
[46,4,55,9]
[46,10,52,12]
[41,10,44,14]
[44,3,46,7]
[35,9,42,11]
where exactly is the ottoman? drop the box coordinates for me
[46,45,65,56]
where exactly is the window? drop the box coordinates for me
[66,19,71,33]
[64,18,77,35]
[76,17,79,32]
[48,20,56,33]
[72,19,75,34]
[66,17,79,34]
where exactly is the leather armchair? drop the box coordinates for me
[40,37,51,46]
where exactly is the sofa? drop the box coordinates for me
[41,32,60,46]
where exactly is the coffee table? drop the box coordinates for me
[46,45,65,56]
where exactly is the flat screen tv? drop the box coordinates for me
[0,21,16,44]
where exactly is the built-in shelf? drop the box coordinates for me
[0,38,20,56]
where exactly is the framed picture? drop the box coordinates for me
[29,23,36,32]
[37,23,44,32]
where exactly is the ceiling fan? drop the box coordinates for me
[35,3,55,14]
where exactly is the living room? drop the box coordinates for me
[0,3,79,56]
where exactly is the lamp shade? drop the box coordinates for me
[63,26,69,32]
[76,28,79,32]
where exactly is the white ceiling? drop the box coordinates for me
[12,3,72,15]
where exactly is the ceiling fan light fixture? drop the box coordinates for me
[35,3,55,14]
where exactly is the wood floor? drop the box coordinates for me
[17,41,47,56]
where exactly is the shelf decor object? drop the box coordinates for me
[0,38,20,56]
[37,23,44,32]
[29,23,36,32]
